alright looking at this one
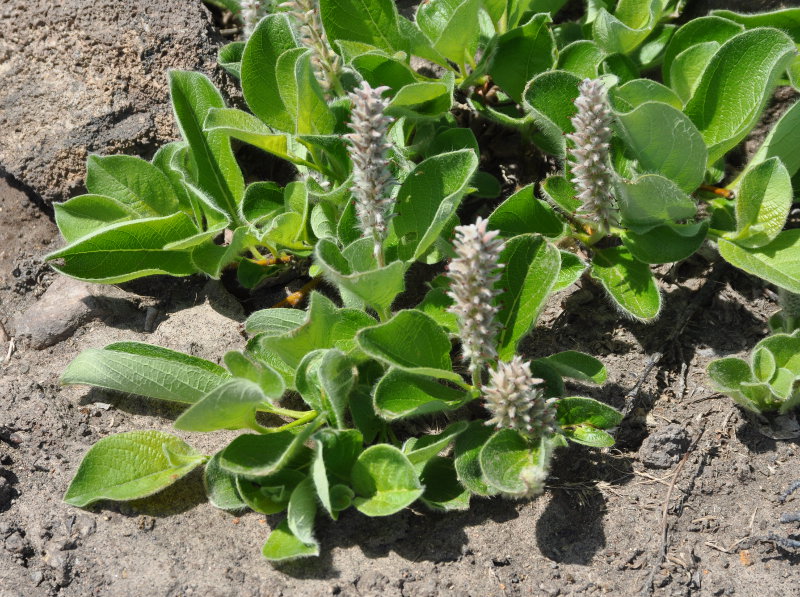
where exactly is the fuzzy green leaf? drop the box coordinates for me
[61,342,229,404]
[614,101,707,193]
[479,430,551,497]
[356,310,461,383]
[728,157,792,248]
[591,246,661,321]
[262,519,319,562]
[374,369,471,420]
[64,431,205,507]
[496,234,560,360]
[719,229,800,294]
[351,444,424,516]
[683,28,796,166]
[47,213,200,283]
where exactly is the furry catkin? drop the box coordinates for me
[566,78,617,233]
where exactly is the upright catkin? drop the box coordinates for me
[566,78,617,234]
[345,82,395,267]
[446,217,505,381]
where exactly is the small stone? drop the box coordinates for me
[30,570,44,585]
[4,531,28,554]
[639,424,690,469]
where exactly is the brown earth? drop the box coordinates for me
[3,1,800,596]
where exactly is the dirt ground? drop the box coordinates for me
[3,2,800,596]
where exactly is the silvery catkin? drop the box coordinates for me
[484,356,557,437]
[446,217,505,379]
[346,82,395,266]
[566,78,617,233]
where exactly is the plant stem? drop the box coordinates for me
[273,410,318,432]
[472,367,483,390]
[259,404,314,419]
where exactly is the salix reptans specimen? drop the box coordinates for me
[566,78,617,235]
[446,217,505,385]
[280,0,343,95]
[484,356,557,437]
[346,82,395,267]
[240,0,265,40]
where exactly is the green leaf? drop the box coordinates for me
[46,213,200,283]
[662,16,743,85]
[562,425,615,447]
[614,174,696,230]
[522,70,582,156]
[246,309,306,336]
[556,40,606,79]
[453,421,499,496]
[314,239,407,313]
[541,174,580,213]
[374,369,471,420]
[351,444,424,516]
[219,41,245,78]
[614,101,707,193]
[420,457,470,511]
[390,149,479,261]
[85,155,179,216]
[287,477,318,546]
[556,396,622,429]
[634,23,675,71]
[752,347,777,383]
[742,100,800,180]
[669,42,720,104]
[540,351,607,384]
[592,0,661,55]
[754,333,800,374]
[417,285,458,334]
[553,251,587,291]
[610,79,683,111]
[683,28,796,166]
[728,157,792,248]
[707,357,752,391]
[710,8,800,40]
[61,341,229,404]
[719,229,800,294]
[241,15,299,132]
[403,421,468,468]
[312,428,363,517]
[385,79,453,120]
[203,108,315,170]
[54,194,138,243]
[238,469,305,514]
[487,184,565,238]
[169,71,244,221]
[490,13,556,103]
[416,0,481,64]
[204,451,246,512]
[591,246,661,321]
[64,431,205,507]
[274,48,336,134]
[317,349,357,429]
[621,221,709,264]
[262,519,319,562]
[257,292,375,373]
[351,50,418,91]
[219,426,316,477]
[173,378,277,433]
[356,310,462,383]
[479,430,551,497]
[319,0,406,53]
[496,234,560,359]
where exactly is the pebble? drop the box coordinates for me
[639,424,690,469]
